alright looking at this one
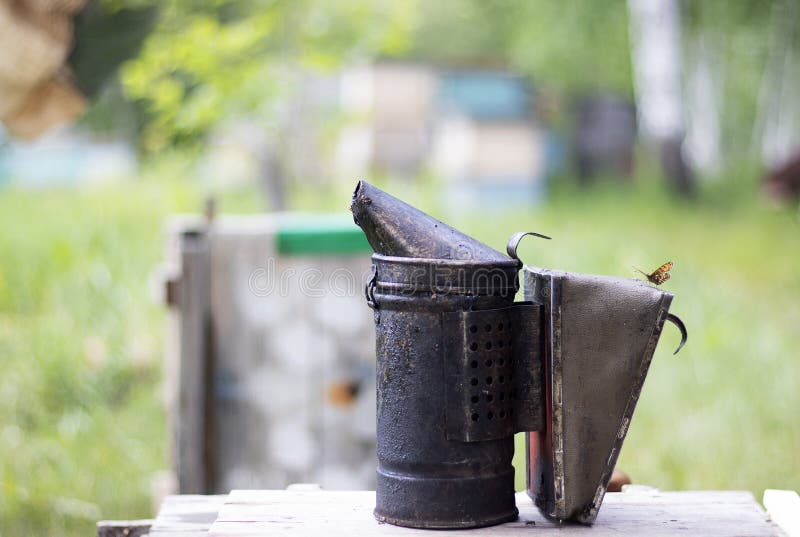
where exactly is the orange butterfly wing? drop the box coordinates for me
[647,261,673,285]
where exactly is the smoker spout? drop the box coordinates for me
[350,180,509,261]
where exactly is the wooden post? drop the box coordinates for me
[165,226,213,493]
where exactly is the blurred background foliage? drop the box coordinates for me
[1,0,799,536]
[99,0,786,169]
[410,0,635,93]
[119,0,415,150]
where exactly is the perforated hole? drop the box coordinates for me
[463,312,516,431]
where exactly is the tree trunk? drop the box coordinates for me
[628,0,695,195]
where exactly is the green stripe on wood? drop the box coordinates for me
[277,217,372,255]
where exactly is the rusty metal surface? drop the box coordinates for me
[442,305,542,442]
[354,181,523,528]
[372,287,519,529]
[368,253,521,528]
[442,304,546,443]
[510,303,546,433]
[443,307,520,443]
[351,180,509,262]
[370,254,520,298]
[351,182,688,529]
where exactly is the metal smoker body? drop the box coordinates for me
[370,255,520,528]
[351,181,685,529]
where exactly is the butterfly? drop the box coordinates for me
[635,261,673,286]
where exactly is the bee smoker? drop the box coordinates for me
[351,181,686,529]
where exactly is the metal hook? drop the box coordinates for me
[506,231,552,263]
[665,313,687,355]
[365,265,378,310]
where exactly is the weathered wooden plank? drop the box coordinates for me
[148,494,226,537]
[207,489,782,536]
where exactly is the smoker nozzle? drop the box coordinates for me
[350,180,510,262]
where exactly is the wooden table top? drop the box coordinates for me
[145,487,783,536]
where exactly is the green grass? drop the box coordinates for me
[0,183,195,536]
[1,174,798,536]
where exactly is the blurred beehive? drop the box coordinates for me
[336,63,548,207]
[162,214,376,494]
[337,63,438,178]
[433,71,546,207]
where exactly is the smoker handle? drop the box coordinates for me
[506,231,552,264]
